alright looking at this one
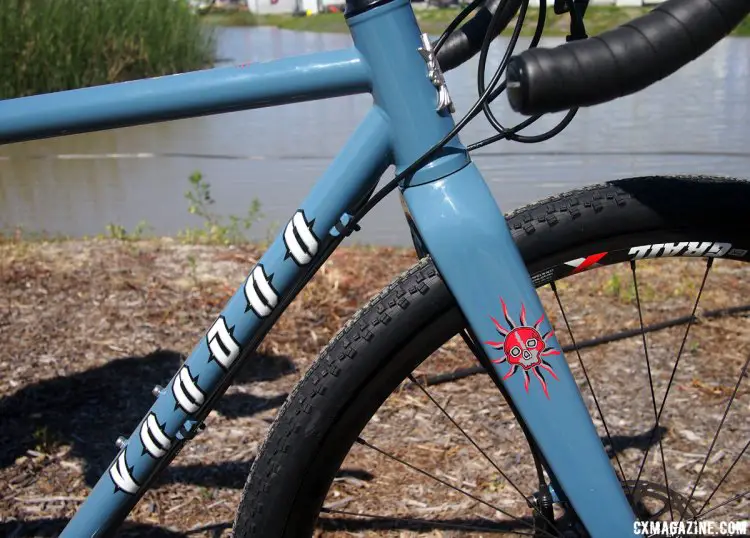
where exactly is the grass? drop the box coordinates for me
[201,8,260,27]
[202,5,750,37]
[0,0,215,99]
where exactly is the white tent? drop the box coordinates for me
[245,0,320,14]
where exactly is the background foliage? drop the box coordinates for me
[0,0,215,99]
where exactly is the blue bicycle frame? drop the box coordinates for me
[0,1,637,536]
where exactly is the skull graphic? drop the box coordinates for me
[503,326,545,370]
[486,298,561,398]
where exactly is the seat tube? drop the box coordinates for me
[346,1,637,536]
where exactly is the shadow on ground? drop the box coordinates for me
[2,515,541,537]
[0,349,295,486]
[1,469,374,537]
[1,350,672,536]
[0,517,231,537]
[604,425,668,460]
[317,515,540,535]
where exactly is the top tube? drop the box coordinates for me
[0,48,370,145]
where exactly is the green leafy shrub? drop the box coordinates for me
[180,171,262,245]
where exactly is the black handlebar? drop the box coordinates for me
[435,0,524,72]
[505,0,750,115]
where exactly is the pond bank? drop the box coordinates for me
[201,5,750,36]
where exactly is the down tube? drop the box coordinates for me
[402,163,637,538]
[60,107,391,538]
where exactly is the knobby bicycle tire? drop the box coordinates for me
[234,175,750,537]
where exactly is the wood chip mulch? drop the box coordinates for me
[1,240,747,537]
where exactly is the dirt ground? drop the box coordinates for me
[0,240,748,537]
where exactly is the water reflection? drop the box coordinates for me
[1,28,748,245]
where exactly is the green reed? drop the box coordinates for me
[0,0,215,99]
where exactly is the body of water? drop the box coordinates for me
[1,28,748,245]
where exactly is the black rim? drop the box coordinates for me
[312,254,749,535]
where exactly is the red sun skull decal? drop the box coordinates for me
[485,299,560,399]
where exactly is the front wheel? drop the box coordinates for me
[235,176,750,537]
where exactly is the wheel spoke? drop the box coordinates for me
[694,489,750,520]
[320,506,537,535]
[632,259,714,501]
[407,373,561,533]
[630,259,714,518]
[696,439,749,516]
[355,436,562,538]
[630,260,676,518]
[549,280,630,494]
[679,352,750,522]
